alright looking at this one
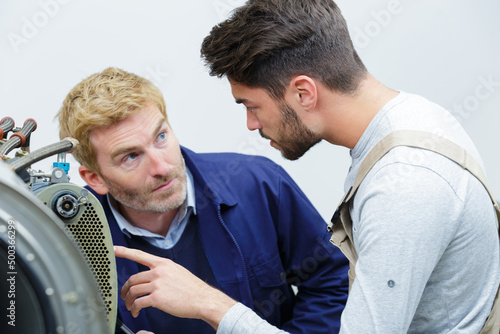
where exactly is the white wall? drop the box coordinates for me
[1,0,499,221]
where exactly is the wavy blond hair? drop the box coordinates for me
[57,67,167,173]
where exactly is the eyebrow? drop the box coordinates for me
[110,118,166,160]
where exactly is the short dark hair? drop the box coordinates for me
[201,0,367,99]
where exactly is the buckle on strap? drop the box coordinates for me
[328,186,353,233]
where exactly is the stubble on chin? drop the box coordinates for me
[106,168,188,213]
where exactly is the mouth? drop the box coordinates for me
[258,130,282,151]
[259,130,276,146]
[259,129,272,141]
[152,178,175,192]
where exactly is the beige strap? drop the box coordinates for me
[330,130,500,330]
[329,129,500,246]
[346,130,499,217]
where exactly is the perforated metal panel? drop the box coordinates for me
[35,183,117,334]
[64,201,114,318]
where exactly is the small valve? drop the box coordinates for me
[54,193,79,219]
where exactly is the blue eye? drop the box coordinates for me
[157,132,166,142]
[124,152,138,163]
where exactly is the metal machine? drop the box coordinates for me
[0,117,116,334]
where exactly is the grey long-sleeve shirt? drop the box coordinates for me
[217,92,499,334]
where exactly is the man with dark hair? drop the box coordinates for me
[197,0,500,333]
[117,0,499,333]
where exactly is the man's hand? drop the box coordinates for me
[114,246,237,330]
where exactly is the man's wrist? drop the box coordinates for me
[198,286,238,330]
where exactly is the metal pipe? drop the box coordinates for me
[8,138,79,174]
[0,117,15,139]
[0,118,37,156]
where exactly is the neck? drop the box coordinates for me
[319,73,399,149]
[111,196,180,236]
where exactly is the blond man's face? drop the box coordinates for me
[89,104,187,213]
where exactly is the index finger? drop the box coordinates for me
[114,246,160,269]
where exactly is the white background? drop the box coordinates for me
[1,0,499,222]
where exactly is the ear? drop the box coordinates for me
[289,75,318,111]
[79,165,109,195]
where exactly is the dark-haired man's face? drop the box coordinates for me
[230,80,321,160]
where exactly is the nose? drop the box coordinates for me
[246,109,262,131]
[148,150,169,177]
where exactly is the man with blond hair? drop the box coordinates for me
[57,67,349,334]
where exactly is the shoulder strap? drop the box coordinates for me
[345,130,500,227]
[330,130,500,332]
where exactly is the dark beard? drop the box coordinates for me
[263,102,321,160]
